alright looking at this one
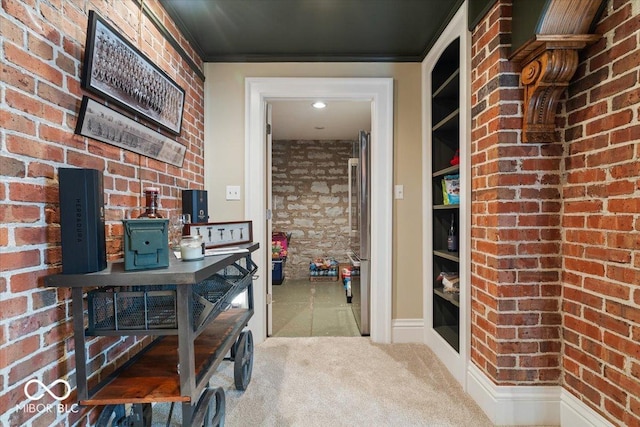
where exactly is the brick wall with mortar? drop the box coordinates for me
[559,1,640,425]
[471,0,564,386]
[471,0,640,425]
[272,140,354,280]
[0,0,204,425]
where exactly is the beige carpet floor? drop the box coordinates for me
[153,336,493,426]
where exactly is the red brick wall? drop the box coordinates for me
[472,0,640,425]
[560,1,640,425]
[470,0,563,385]
[0,0,204,425]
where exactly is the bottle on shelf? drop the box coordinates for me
[447,213,458,252]
[139,187,163,218]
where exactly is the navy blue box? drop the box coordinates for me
[272,258,285,285]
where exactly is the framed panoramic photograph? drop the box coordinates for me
[81,10,185,135]
[75,97,186,167]
[185,221,253,249]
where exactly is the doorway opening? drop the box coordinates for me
[268,100,370,337]
[244,77,394,345]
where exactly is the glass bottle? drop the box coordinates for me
[139,187,162,218]
[447,213,458,252]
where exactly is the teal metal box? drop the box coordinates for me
[122,219,169,270]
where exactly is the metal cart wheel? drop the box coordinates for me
[233,330,254,391]
[191,386,225,427]
[96,403,152,427]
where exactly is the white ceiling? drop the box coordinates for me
[270,100,371,140]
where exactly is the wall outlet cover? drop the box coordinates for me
[226,185,241,200]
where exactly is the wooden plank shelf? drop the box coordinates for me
[433,287,460,308]
[433,249,459,262]
[84,309,251,406]
[433,165,460,178]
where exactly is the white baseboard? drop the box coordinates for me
[467,365,618,426]
[560,389,614,427]
[391,318,424,343]
[399,324,615,426]
[467,363,561,426]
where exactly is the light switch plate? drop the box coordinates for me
[226,185,241,200]
[394,185,404,200]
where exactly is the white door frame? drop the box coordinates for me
[245,77,394,344]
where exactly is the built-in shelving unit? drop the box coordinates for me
[431,38,461,353]
[423,3,468,386]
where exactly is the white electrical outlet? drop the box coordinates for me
[394,185,404,200]
[226,185,241,200]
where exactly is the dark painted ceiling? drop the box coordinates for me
[159,0,465,62]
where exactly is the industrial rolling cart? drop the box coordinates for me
[44,243,259,427]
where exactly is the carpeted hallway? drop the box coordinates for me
[152,337,493,426]
[151,280,494,426]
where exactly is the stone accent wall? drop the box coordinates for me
[0,1,204,425]
[272,140,354,279]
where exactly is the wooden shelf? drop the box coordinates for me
[83,308,251,406]
[433,68,460,99]
[434,287,460,308]
[433,165,460,178]
[433,108,459,132]
[433,203,460,210]
[433,250,459,262]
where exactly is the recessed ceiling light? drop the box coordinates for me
[314,126,325,130]
[312,101,326,109]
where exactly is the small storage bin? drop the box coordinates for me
[309,258,339,281]
[272,258,285,285]
[88,286,178,333]
[122,219,169,271]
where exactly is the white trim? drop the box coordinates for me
[467,363,562,426]
[245,77,394,345]
[467,364,616,426]
[422,2,470,387]
[561,389,615,427]
[391,319,424,343]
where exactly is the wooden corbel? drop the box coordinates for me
[509,0,604,142]
[512,35,599,142]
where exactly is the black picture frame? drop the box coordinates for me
[81,10,185,135]
[76,97,186,167]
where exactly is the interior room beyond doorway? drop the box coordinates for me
[269,99,370,337]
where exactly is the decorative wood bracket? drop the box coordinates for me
[509,0,605,142]
[512,36,599,142]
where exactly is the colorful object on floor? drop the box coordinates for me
[272,231,290,284]
[272,231,290,259]
[310,257,339,281]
